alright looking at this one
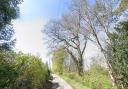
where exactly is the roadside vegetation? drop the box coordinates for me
[61,62,113,89]
[0,51,52,89]
[52,50,113,89]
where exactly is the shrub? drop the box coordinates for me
[0,51,18,89]
[0,51,51,89]
[82,62,112,89]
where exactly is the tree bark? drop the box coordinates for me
[66,48,84,76]
[77,59,84,76]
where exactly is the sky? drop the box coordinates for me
[13,0,99,63]
[13,0,70,62]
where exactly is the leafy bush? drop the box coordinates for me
[0,51,51,89]
[83,72,112,89]
[82,62,112,89]
[0,51,18,89]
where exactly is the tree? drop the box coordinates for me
[69,0,120,85]
[107,21,128,89]
[44,9,88,75]
[0,0,22,50]
[63,52,78,72]
[44,0,123,79]
[0,25,16,50]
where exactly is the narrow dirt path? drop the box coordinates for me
[52,74,73,89]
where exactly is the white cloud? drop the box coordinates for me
[13,18,48,62]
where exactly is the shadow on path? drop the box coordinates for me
[52,83,59,89]
[52,74,73,89]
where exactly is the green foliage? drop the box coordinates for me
[0,51,19,89]
[61,62,113,89]
[107,21,128,88]
[15,54,50,89]
[0,0,22,30]
[0,51,51,89]
[52,48,65,74]
[82,62,112,89]
[0,0,22,50]
[0,25,16,50]
[61,73,90,89]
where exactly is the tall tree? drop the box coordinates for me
[44,10,89,75]
[107,21,128,89]
[0,0,22,50]
[44,0,121,78]
[70,0,121,85]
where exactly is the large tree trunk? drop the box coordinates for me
[77,60,84,76]
[67,48,84,76]
[77,48,84,76]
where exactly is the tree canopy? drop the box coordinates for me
[0,0,22,50]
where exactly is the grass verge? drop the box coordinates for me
[60,74,90,89]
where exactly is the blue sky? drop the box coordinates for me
[14,0,99,63]
[19,0,70,20]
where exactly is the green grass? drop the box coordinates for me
[56,62,114,89]
[61,74,90,89]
